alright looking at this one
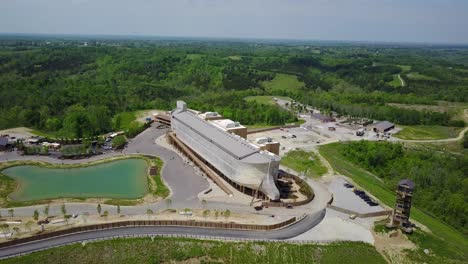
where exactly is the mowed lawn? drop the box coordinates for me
[0,237,386,264]
[394,125,463,140]
[387,74,404,87]
[244,95,292,106]
[281,150,328,178]
[406,72,439,81]
[261,73,305,93]
[319,143,468,263]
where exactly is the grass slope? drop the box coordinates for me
[261,73,305,93]
[281,150,328,178]
[319,143,467,263]
[394,125,463,140]
[388,74,403,87]
[406,72,439,81]
[0,237,386,264]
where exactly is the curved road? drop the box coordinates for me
[0,124,210,217]
[394,109,468,143]
[0,210,326,259]
[0,123,332,258]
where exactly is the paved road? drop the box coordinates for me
[124,124,209,204]
[0,123,211,216]
[397,74,405,87]
[0,123,331,256]
[0,123,331,217]
[393,109,468,143]
[0,210,326,258]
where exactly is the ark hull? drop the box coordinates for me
[171,101,280,200]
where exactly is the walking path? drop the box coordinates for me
[393,109,467,143]
[397,74,405,87]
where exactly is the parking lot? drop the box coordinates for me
[247,126,331,156]
[326,177,384,214]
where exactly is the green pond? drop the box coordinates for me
[2,159,148,201]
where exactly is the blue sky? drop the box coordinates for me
[1,0,467,43]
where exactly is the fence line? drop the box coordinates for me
[327,204,391,218]
[0,217,297,249]
[246,124,300,135]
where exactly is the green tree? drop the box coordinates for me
[224,210,231,221]
[97,204,102,215]
[43,204,49,217]
[61,204,67,216]
[202,210,210,220]
[33,210,39,220]
[112,135,127,149]
[8,209,14,218]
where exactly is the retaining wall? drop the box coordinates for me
[327,204,391,218]
[0,217,296,249]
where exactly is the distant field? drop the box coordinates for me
[397,64,412,72]
[319,143,468,263]
[388,101,468,122]
[387,74,404,87]
[281,150,328,178]
[261,73,305,93]
[406,72,438,81]
[394,125,463,140]
[0,237,385,264]
[404,140,466,155]
[244,95,292,106]
[227,55,242,60]
[186,54,204,60]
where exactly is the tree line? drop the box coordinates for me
[340,141,467,233]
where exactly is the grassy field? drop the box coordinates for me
[112,111,138,130]
[227,55,242,60]
[388,74,404,87]
[281,150,328,178]
[186,54,204,60]
[0,237,386,264]
[406,72,439,81]
[397,65,412,72]
[405,139,467,155]
[319,143,468,263]
[261,73,305,93]
[244,95,292,106]
[394,125,463,140]
[387,101,468,122]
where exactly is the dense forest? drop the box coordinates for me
[0,36,467,138]
[340,141,467,233]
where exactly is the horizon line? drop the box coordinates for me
[1,32,468,47]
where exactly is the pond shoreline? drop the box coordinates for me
[0,155,168,208]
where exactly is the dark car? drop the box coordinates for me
[286,204,293,209]
[254,206,263,211]
[354,190,364,195]
[343,183,354,188]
